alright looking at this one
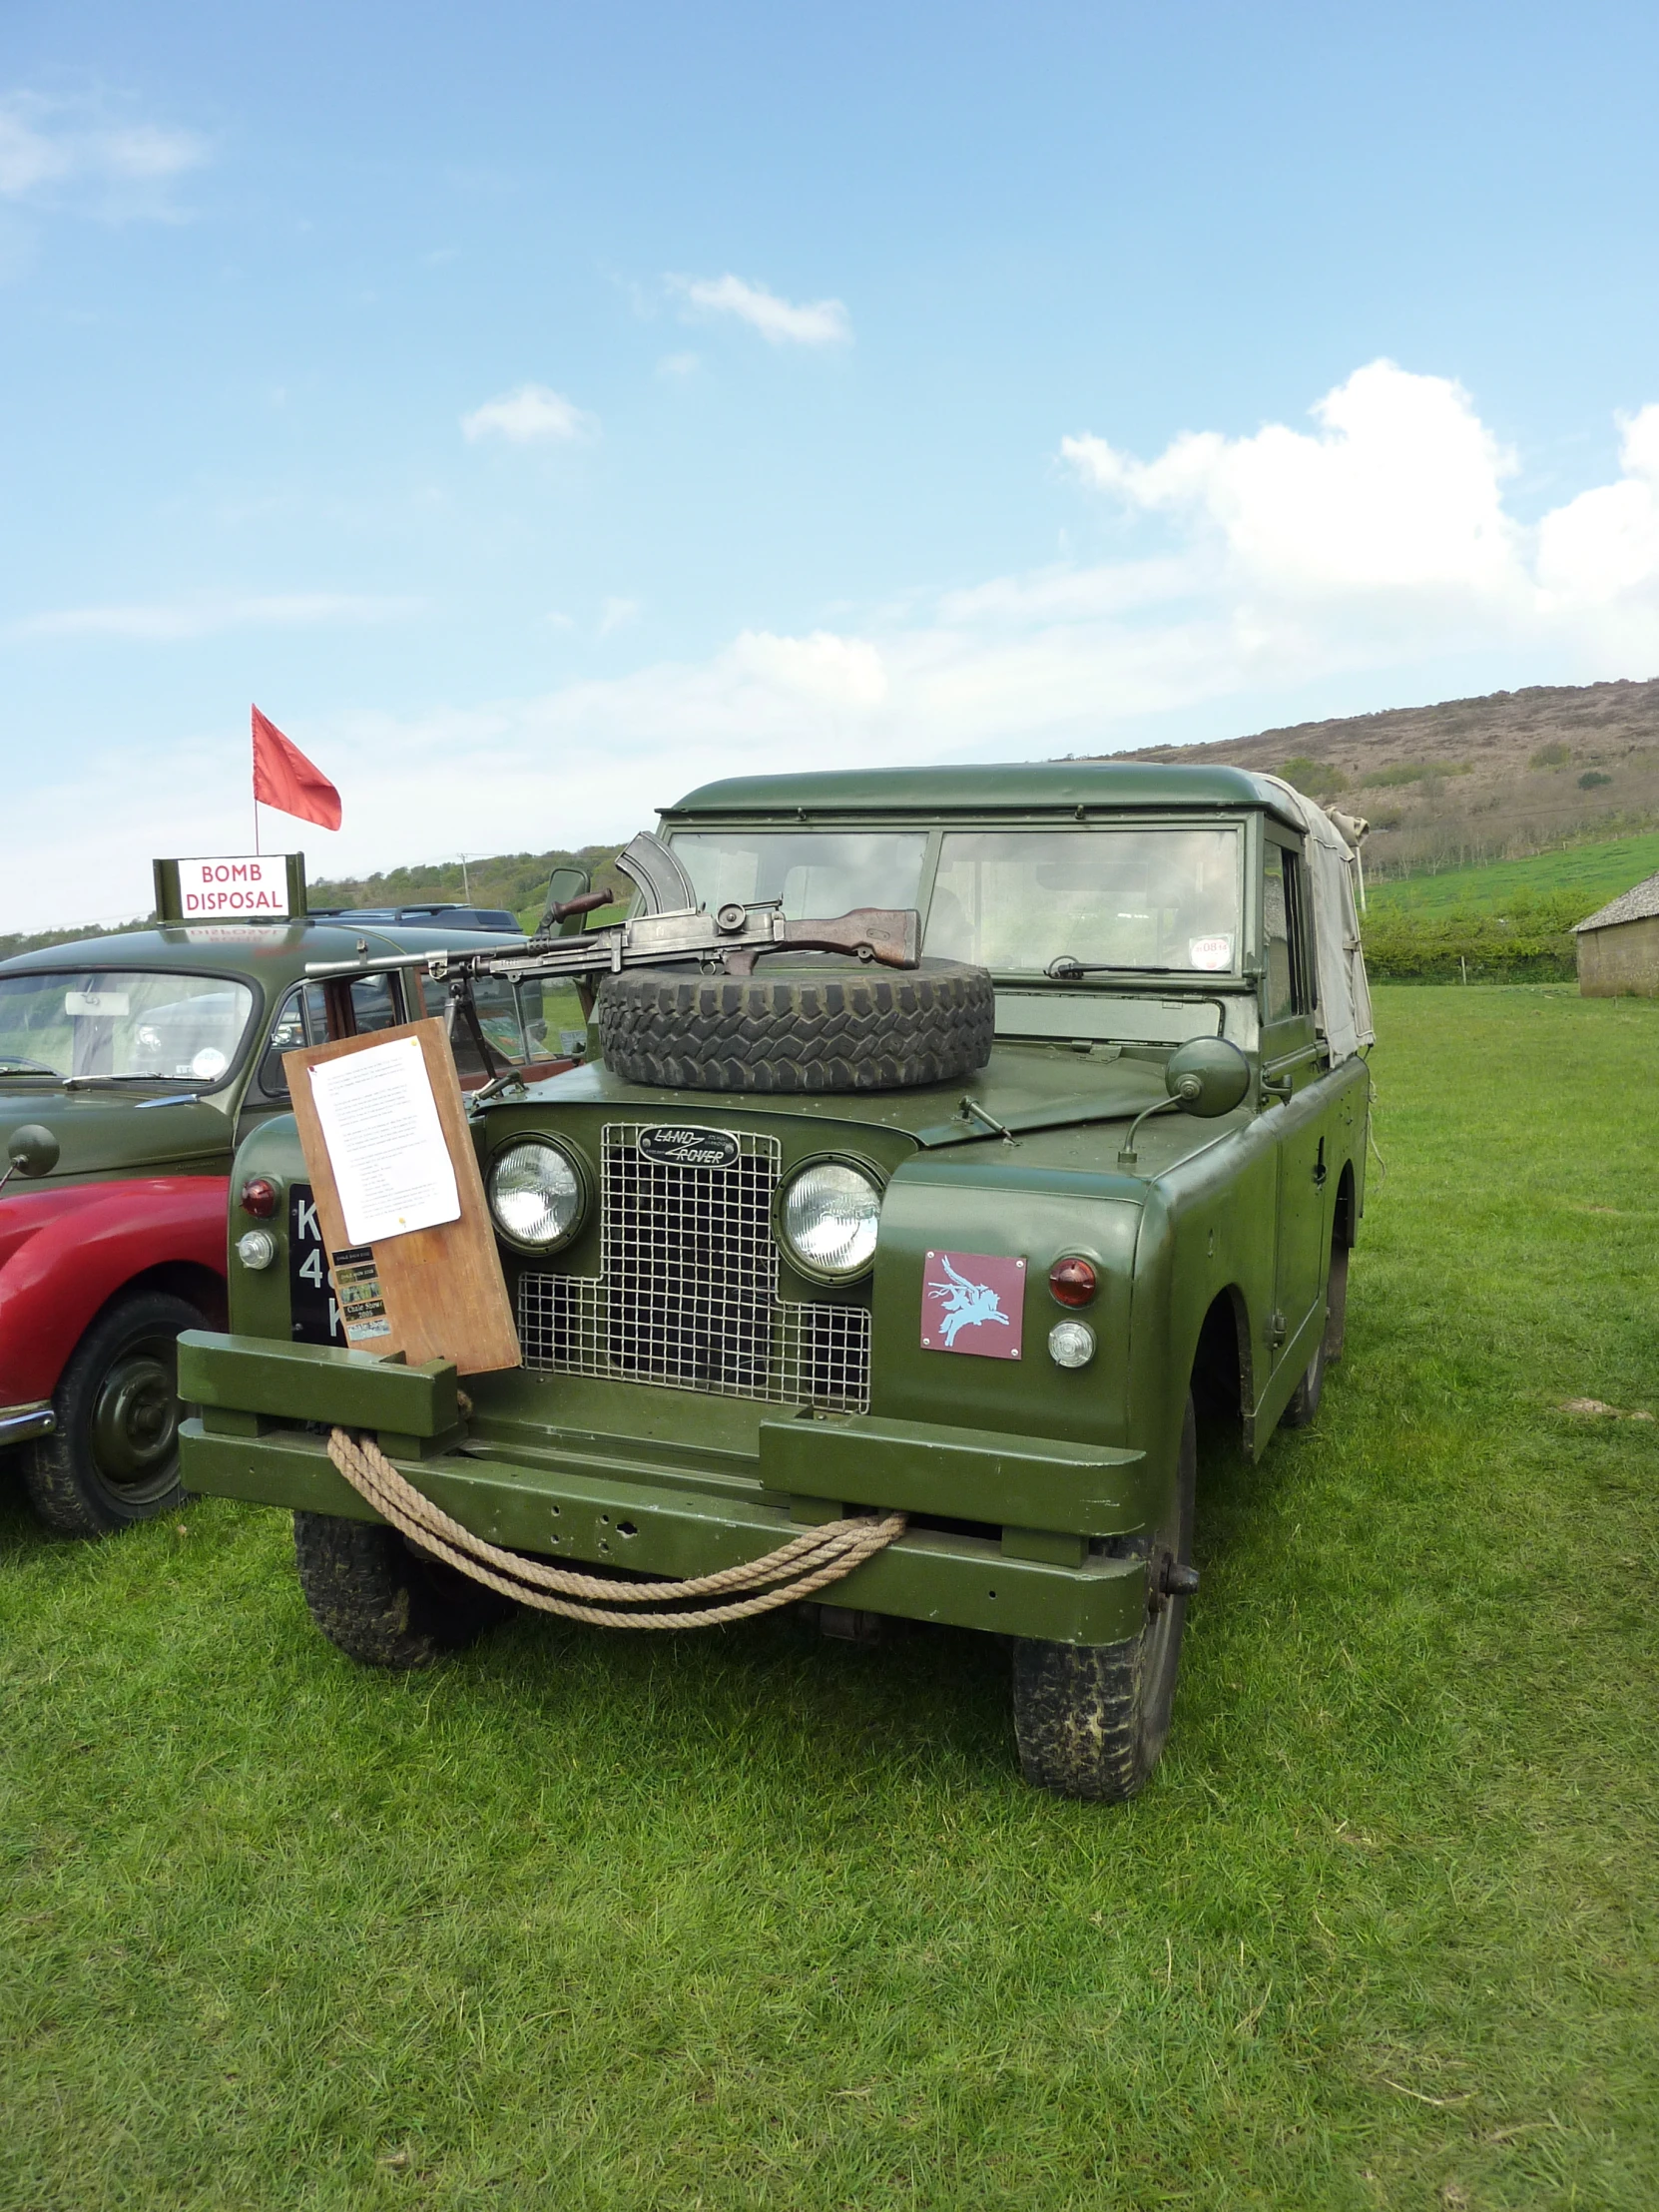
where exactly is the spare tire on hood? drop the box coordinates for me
[595,956,995,1094]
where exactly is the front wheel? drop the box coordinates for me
[292,1511,518,1669]
[22,1290,204,1536]
[1010,1393,1197,1802]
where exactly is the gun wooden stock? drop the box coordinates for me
[777,908,920,967]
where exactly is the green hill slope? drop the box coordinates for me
[1367,832,1659,918]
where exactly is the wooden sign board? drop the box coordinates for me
[283,1017,521,1377]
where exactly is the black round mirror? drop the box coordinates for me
[8,1123,60,1178]
[1165,1038,1251,1119]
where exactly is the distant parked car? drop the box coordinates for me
[309,902,524,932]
[0,906,573,1537]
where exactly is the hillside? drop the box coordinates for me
[1119,676,1659,877]
[1365,830,1659,917]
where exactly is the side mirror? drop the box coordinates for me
[544,864,590,911]
[1165,1038,1252,1119]
[6,1123,60,1179]
[537,864,612,939]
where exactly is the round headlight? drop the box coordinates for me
[779,1160,882,1280]
[488,1139,584,1250]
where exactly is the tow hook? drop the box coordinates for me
[1149,1557,1201,1615]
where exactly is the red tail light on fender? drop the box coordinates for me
[1048,1257,1098,1308]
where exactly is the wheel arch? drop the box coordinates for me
[1189,1283,1253,1451]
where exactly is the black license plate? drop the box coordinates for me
[289,1183,344,1347]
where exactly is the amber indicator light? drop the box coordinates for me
[240,1176,278,1220]
[1048,1257,1098,1308]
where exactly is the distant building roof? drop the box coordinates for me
[1576,870,1659,933]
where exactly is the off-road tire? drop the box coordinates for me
[596,957,994,1093]
[22,1290,204,1536]
[1279,1331,1326,1429]
[1283,1235,1349,1429]
[1323,1241,1350,1365]
[292,1511,518,1669]
[1011,1394,1197,1802]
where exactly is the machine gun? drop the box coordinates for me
[304,832,921,1075]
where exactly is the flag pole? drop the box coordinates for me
[251,706,261,854]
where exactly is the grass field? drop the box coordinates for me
[1369,832,1659,917]
[3,986,1657,2210]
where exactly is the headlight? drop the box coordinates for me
[488,1139,585,1250]
[779,1160,882,1280]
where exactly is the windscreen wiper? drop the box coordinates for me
[60,1074,203,1090]
[1043,957,1177,980]
[0,1057,62,1076]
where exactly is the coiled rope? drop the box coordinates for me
[325,1427,905,1630]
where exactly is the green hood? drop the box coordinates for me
[0,1081,231,1185]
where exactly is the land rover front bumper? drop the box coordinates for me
[177,1332,1152,1646]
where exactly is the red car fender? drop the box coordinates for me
[0,1177,228,1405]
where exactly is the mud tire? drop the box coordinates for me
[292,1511,518,1669]
[22,1289,203,1536]
[1323,1241,1350,1365]
[1283,1234,1349,1429]
[595,957,994,1093]
[1010,1394,1197,1802]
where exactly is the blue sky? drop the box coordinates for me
[5,1,1659,928]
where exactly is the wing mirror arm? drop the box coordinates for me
[1117,1039,1253,1169]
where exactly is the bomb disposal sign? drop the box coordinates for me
[174,855,290,918]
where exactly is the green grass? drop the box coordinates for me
[3,986,1657,2209]
[1370,831,1659,917]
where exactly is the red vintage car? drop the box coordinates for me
[1,910,578,1534]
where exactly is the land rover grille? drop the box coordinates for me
[518,1122,871,1411]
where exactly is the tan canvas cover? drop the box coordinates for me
[1257,777,1376,1059]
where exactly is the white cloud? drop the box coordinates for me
[12,363,1659,931]
[460,383,597,443]
[1061,361,1522,599]
[0,94,208,211]
[597,597,641,638]
[656,350,700,378]
[669,273,850,347]
[7,593,417,643]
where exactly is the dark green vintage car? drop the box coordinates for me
[0,906,570,1536]
[179,764,1374,1800]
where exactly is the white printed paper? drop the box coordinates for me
[307,1034,460,1247]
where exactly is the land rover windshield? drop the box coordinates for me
[0,970,257,1083]
[671,826,1241,977]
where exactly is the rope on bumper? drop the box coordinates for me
[325,1427,905,1630]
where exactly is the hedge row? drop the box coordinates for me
[1361,908,1578,983]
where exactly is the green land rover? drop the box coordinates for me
[178,763,1374,1801]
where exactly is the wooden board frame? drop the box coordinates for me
[282,1017,521,1377]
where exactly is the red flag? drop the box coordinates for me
[252,706,341,830]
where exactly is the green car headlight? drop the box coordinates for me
[779,1160,882,1281]
[488,1139,585,1251]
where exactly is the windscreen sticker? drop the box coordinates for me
[1188,934,1233,971]
[920,1250,1025,1360]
